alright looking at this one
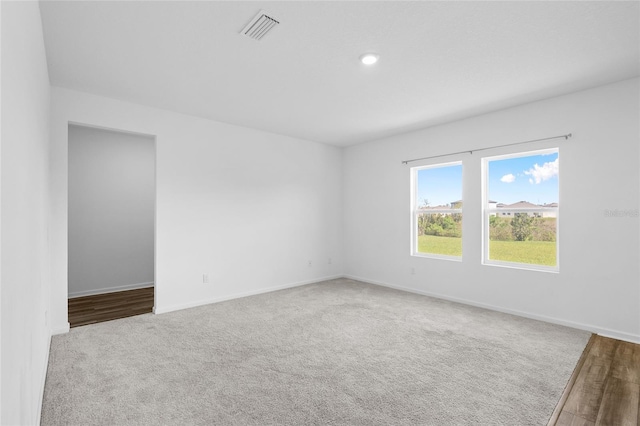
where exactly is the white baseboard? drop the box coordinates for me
[343,274,640,345]
[36,333,52,426]
[596,329,640,345]
[58,273,640,345]
[68,282,154,299]
[154,275,343,315]
[51,322,70,335]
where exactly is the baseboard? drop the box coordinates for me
[51,322,70,335]
[154,275,343,315]
[595,329,640,345]
[68,282,154,299]
[343,274,640,345]
[36,333,52,426]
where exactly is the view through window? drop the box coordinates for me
[412,162,462,259]
[484,149,559,270]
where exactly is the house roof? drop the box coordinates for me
[499,201,540,209]
[495,201,558,208]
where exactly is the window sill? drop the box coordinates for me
[482,259,559,273]
[412,252,462,262]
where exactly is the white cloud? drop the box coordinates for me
[524,158,558,184]
[500,173,516,183]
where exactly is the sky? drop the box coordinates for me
[415,152,559,207]
[488,152,558,205]
[416,163,462,207]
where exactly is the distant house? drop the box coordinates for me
[496,201,557,218]
[420,200,557,217]
[417,201,461,215]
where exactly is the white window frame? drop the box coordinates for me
[410,161,463,261]
[482,148,559,273]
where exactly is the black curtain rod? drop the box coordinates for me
[401,133,572,165]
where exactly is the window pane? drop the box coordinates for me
[414,163,462,258]
[416,164,462,211]
[417,213,462,257]
[488,214,556,266]
[486,150,558,268]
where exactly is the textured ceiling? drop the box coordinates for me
[39,1,640,146]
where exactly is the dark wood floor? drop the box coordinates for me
[68,287,154,328]
[549,334,640,425]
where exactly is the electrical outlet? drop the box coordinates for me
[308,260,312,267]
[203,274,209,284]
[411,267,416,275]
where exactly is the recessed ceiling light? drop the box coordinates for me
[360,53,379,65]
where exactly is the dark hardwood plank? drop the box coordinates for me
[611,341,640,385]
[556,411,595,426]
[563,354,616,422]
[549,334,596,425]
[68,287,154,328]
[594,377,639,426]
[550,335,640,426]
[588,336,619,360]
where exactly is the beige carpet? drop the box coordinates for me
[41,278,590,425]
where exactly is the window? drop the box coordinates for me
[483,149,559,271]
[411,162,463,259]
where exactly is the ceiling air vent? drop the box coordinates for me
[241,10,280,41]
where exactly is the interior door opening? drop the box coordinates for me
[67,124,156,327]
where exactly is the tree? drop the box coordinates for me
[426,223,444,236]
[511,213,533,241]
[441,214,455,230]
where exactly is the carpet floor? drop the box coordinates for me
[41,278,590,425]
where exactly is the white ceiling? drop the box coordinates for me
[39,1,639,146]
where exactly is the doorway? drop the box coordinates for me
[67,124,155,327]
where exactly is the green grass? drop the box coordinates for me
[489,240,556,266]
[418,235,556,266]
[418,235,462,257]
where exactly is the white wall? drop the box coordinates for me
[50,88,344,331]
[68,125,155,297]
[1,1,3,419]
[1,2,52,424]
[344,78,640,343]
